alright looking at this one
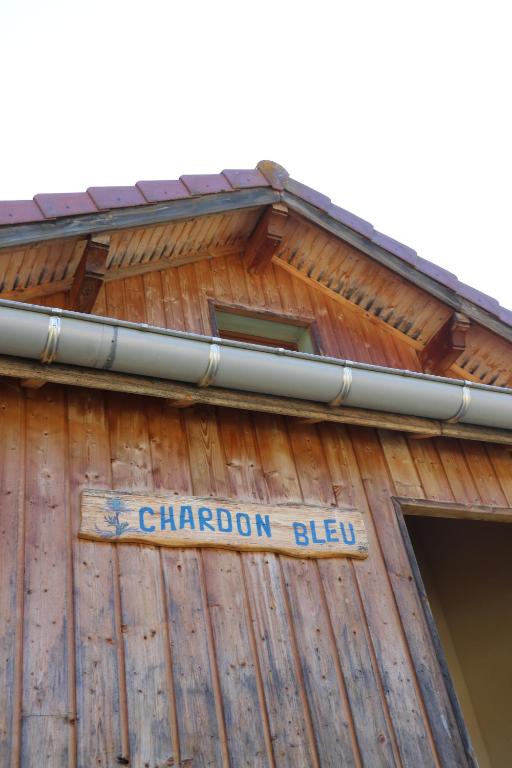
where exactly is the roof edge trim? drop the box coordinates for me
[0,187,278,251]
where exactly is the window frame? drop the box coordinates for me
[208,299,324,355]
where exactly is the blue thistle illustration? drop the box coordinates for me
[95,497,139,539]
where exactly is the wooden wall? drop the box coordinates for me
[1,255,511,767]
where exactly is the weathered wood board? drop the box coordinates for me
[79,489,368,559]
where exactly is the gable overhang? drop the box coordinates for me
[1,185,510,346]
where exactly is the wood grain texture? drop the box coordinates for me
[67,388,127,767]
[0,385,24,768]
[22,386,73,767]
[378,430,469,766]
[147,396,226,767]
[185,407,271,767]
[107,387,176,768]
[322,422,436,765]
[253,414,359,765]
[220,409,315,767]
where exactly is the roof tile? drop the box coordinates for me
[455,282,499,313]
[34,192,97,218]
[87,185,146,210]
[327,203,374,239]
[499,306,512,325]
[222,169,269,188]
[285,178,331,210]
[180,174,232,195]
[372,231,419,265]
[0,200,44,226]
[136,179,189,203]
[256,160,289,190]
[411,255,459,290]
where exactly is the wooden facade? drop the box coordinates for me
[1,169,511,767]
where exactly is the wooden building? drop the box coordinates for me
[0,161,511,767]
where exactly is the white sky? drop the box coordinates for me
[1,0,511,308]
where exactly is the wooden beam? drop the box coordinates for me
[1,354,512,445]
[103,242,245,283]
[396,497,512,523]
[69,239,108,313]
[246,203,288,274]
[0,277,74,302]
[420,312,470,374]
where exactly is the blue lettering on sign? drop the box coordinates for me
[135,503,356,550]
[255,513,272,538]
[198,507,215,531]
[139,506,156,532]
[340,522,356,545]
[160,505,176,531]
[180,505,195,529]
[236,512,251,537]
[293,522,309,546]
[310,520,326,545]
[217,508,232,532]
[324,519,339,543]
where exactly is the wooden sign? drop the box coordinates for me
[79,490,368,559]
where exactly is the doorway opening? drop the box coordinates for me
[405,513,512,767]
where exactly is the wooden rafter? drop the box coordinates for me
[246,203,288,274]
[420,312,470,374]
[68,238,109,313]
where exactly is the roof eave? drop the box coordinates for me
[0,186,279,251]
[0,182,510,345]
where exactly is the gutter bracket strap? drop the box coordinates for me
[446,382,472,423]
[40,315,61,364]
[330,364,353,406]
[198,343,221,387]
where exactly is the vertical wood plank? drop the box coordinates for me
[486,444,512,505]
[357,428,468,766]
[435,439,481,504]
[108,393,175,768]
[322,422,437,766]
[148,399,225,767]
[67,388,127,767]
[406,438,454,501]
[294,421,398,765]
[0,385,25,768]
[142,272,166,328]
[220,410,315,767]
[254,414,359,766]
[161,268,186,330]
[185,407,271,767]
[22,386,73,766]
[161,547,225,767]
[460,442,507,506]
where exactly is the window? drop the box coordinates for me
[210,302,320,354]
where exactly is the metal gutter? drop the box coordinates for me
[1,299,511,430]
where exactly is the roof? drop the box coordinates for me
[0,160,510,331]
